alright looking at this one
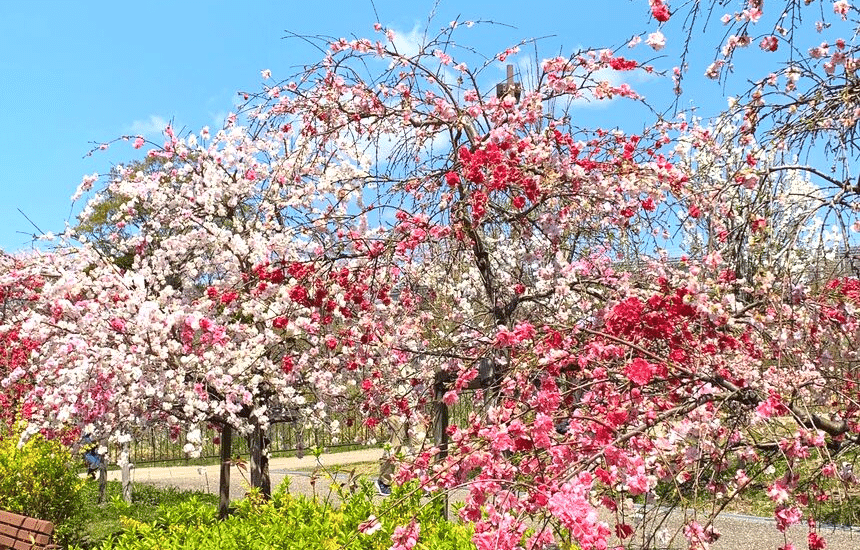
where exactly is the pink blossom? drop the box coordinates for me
[646,31,666,51]
[390,520,419,550]
[755,394,786,419]
[775,506,802,532]
[746,7,763,23]
[834,0,851,20]
[760,36,779,52]
[547,481,609,550]
[358,515,382,535]
[683,521,719,548]
[72,172,99,201]
[705,60,725,79]
[433,50,453,65]
[751,218,767,233]
[498,46,519,62]
[810,43,830,58]
[442,390,458,406]
[808,532,827,549]
[767,479,791,504]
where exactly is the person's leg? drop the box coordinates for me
[377,459,393,495]
[85,450,100,478]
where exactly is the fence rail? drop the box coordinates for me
[126,395,478,465]
[129,418,374,465]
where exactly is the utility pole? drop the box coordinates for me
[496,64,521,102]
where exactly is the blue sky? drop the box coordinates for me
[0,0,726,253]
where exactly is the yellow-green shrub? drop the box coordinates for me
[0,432,87,546]
[83,480,474,550]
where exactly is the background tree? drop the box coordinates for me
[0,252,43,432]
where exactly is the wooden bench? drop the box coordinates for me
[0,510,57,550]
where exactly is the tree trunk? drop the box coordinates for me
[97,463,107,504]
[218,424,232,519]
[248,425,271,498]
[432,375,450,520]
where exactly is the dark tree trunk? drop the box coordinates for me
[97,464,107,504]
[248,425,271,498]
[218,424,232,519]
[432,375,450,520]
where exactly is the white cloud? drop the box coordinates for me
[389,24,424,58]
[127,115,170,137]
[210,110,228,129]
[571,65,656,110]
[571,68,627,109]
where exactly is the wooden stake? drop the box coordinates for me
[218,425,232,519]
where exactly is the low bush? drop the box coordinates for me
[0,431,87,546]
[82,479,474,550]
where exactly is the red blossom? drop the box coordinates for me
[808,531,827,550]
[624,357,655,386]
[760,36,779,51]
[651,0,671,22]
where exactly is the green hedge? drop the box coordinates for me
[0,431,87,546]
[81,480,473,550]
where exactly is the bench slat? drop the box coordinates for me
[0,509,56,550]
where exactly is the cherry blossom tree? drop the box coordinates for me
[8,2,860,549]
[0,251,43,432]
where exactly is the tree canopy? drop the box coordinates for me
[6,1,860,549]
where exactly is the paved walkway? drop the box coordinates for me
[104,450,860,550]
[102,448,382,501]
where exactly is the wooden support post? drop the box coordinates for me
[432,377,450,520]
[249,427,261,490]
[261,433,271,498]
[218,424,232,519]
[121,443,133,503]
